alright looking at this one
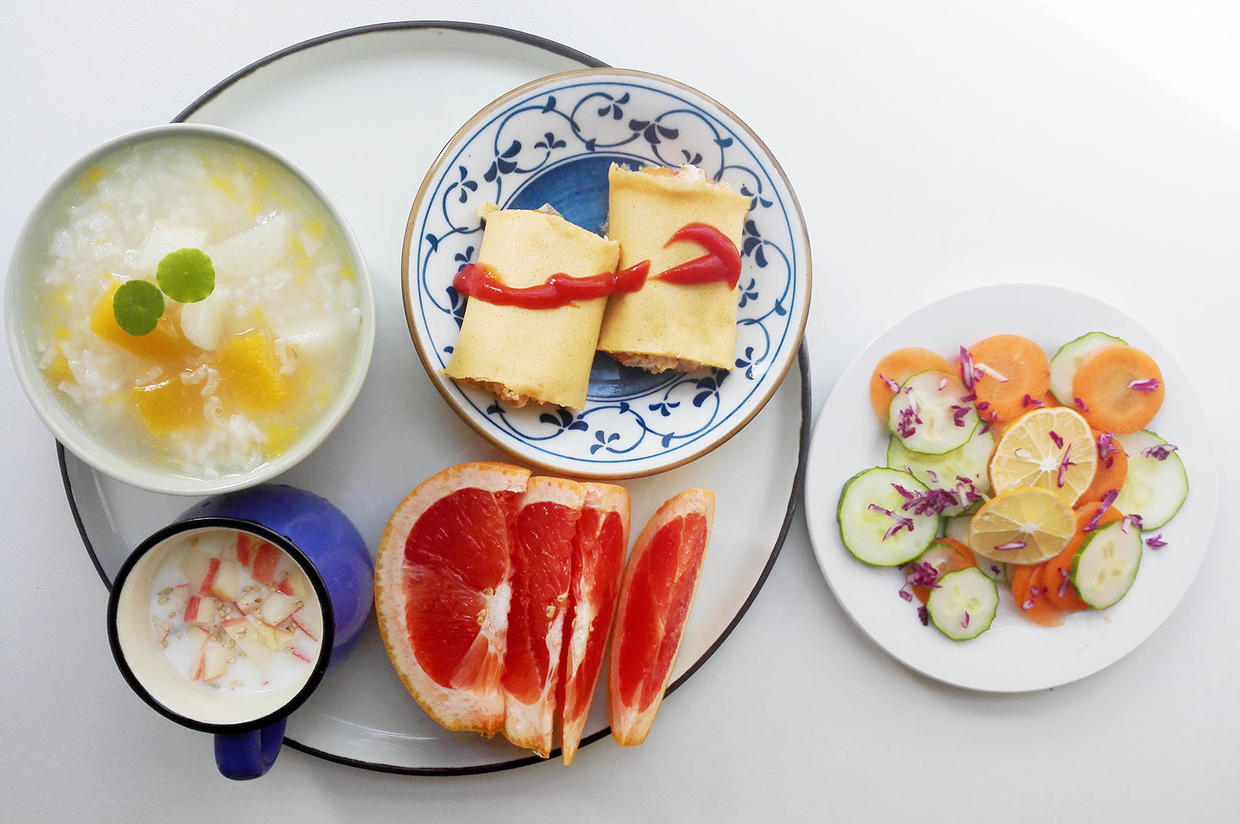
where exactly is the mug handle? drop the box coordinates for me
[214,718,286,780]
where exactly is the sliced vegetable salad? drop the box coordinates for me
[837,332,1187,641]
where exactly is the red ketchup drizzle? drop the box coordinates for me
[655,222,742,289]
[452,222,740,309]
[452,260,649,310]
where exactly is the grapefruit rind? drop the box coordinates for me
[608,488,715,748]
[374,462,529,736]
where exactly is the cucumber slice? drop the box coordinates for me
[1071,518,1143,608]
[910,539,967,578]
[887,427,994,516]
[838,468,940,566]
[943,515,971,545]
[1048,331,1127,407]
[1112,430,1188,529]
[926,567,999,641]
[887,370,979,455]
[943,517,1010,582]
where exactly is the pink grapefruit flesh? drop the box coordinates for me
[500,476,584,757]
[374,462,529,735]
[609,489,715,747]
[558,483,630,765]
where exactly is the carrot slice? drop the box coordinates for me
[1044,503,1124,610]
[964,335,1051,425]
[910,537,976,604]
[868,347,953,419]
[1010,562,1065,626]
[1077,431,1128,506]
[1072,346,1164,433]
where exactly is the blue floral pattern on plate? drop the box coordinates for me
[404,69,809,477]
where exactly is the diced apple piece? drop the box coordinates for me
[235,630,273,671]
[178,550,213,591]
[199,557,222,594]
[292,610,321,643]
[208,558,243,602]
[252,622,296,652]
[166,584,190,619]
[192,640,229,682]
[184,595,218,626]
[258,591,303,627]
[250,542,282,585]
[235,532,257,567]
[284,568,313,600]
[235,586,262,616]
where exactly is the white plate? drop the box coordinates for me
[403,68,810,478]
[804,282,1218,692]
[62,22,810,774]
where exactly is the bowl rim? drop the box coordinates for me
[400,66,812,479]
[6,121,376,496]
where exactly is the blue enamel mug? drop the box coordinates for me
[106,484,372,780]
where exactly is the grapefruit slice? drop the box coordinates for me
[374,462,529,735]
[558,483,630,765]
[500,476,584,757]
[609,489,715,747]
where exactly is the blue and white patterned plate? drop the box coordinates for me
[402,68,810,478]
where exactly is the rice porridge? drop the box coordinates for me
[29,135,363,480]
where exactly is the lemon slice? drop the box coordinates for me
[989,407,1097,506]
[968,487,1075,564]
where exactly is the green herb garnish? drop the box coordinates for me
[156,248,215,303]
[112,280,165,336]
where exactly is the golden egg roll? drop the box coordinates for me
[444,206,620,409]
[597,164,751,373]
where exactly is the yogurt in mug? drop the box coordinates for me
[114,525,325,726]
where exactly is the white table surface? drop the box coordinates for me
[3,1,1238,820]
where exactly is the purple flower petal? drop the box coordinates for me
[1146,534,1168,549]
[1049,430,1064,449]
[1074,397,1090,412]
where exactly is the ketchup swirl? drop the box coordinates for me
[656,222,742,289]
[452,222,740,309]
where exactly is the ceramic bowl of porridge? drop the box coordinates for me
[6,123,375,494]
